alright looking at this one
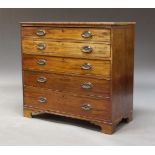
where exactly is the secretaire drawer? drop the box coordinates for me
[22,39,111,59]
[23,54,111,78]
[23,70,111,98]
[24,86,111,121]
[22,27,111,42]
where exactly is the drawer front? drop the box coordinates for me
[24,86,111,121]
[22,39,111,59]
[23,54,111,78]
[23,71,111,98]
[22,27,111,42]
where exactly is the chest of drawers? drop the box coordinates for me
[21,22,135,134]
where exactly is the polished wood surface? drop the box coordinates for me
[21,22,136,27]
[24,86,111,122]
[23,70,111,98]
[23,54,111,78]
[22,39,111,59]
[22,27,110,42]
[23,109,32,118]
[111,25,134,123]
[21,22,135,134]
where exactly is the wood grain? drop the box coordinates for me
[22,27,110,42]
[111,25,134,124]
[24,86,111,121]
[23,54,111,78]
[21,22,136,27]
[22,39,111,59]
[23,70,111,98]
[21,22,135,134]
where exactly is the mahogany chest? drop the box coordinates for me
[21,22,135,134]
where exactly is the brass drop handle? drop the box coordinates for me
[37,43,46,50]
[37,59,46,65]
[81,31,92,38]
[38,96,47,103]
[81,82,93,89]
[37,77,47,83]
[36,29,46,36]
[81,63,92,70]
[81,46,93,54]
[81,103,92,111]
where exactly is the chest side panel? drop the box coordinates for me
[111,25,134,123]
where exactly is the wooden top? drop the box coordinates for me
[21,22,136,27]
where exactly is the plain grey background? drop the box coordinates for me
[0,9,154,145]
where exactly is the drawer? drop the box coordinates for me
[24,86,111,121]
[23,70,111,98]
[22,27,110,42]
[22,39,111,59]
[23,54,111,78]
